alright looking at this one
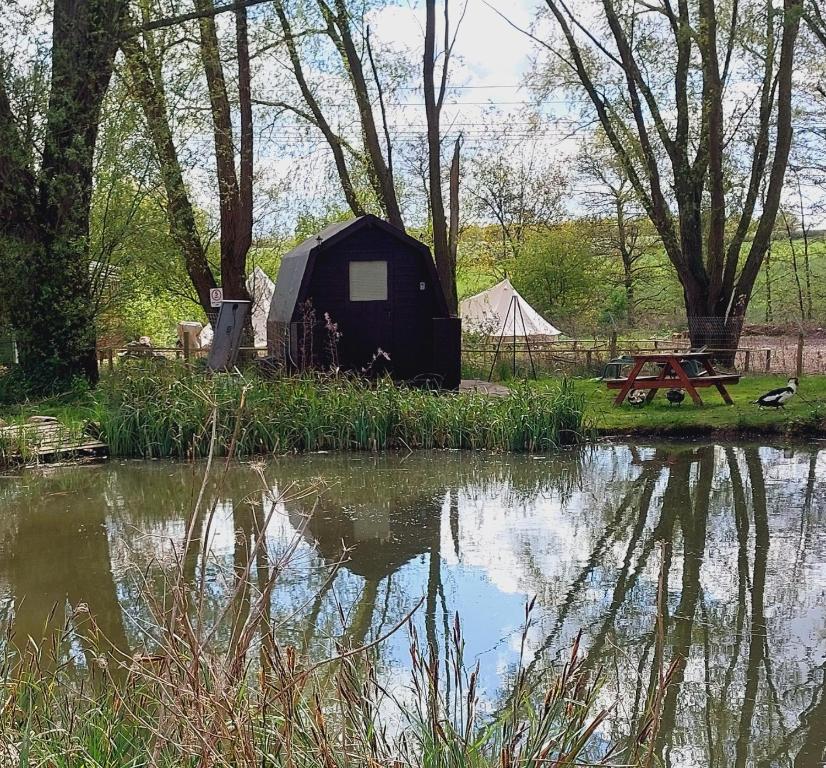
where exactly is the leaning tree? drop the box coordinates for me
[538,0,804,356]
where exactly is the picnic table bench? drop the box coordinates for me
[604,351,740,406]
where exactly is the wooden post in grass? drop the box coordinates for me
[609,330,618,360]
[183,332,191,361]
[765,349,771,372]
[744,350,751,373]
[107,348,114,372]
[586,349,593,370]
[796,333,805,377]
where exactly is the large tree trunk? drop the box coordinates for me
[193,0,253,341]
[1,0,127,389]
[685,305,743,365]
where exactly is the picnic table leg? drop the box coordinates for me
[645,361,672,403]
[701,358,734,404]
[612,358,646,406]
[671,359,704,405]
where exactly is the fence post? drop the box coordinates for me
[609,330,618,360]
[107,348,114,372]
[796,332,805,377]
[586,349,593,369]
[183,332,191,361]
[744,350,751,373]
[765,349,771,373]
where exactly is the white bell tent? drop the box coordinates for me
[460,279,561,338]
[460,278,562,381]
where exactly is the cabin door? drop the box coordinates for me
[346,259,392,373]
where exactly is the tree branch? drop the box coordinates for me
[124,0,273,38]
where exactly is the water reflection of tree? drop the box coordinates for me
[284,479,444,651]
[0,467,130,666]
[513,444,825,766]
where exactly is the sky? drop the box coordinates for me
[371,0,538,91]
[244,0,580,233]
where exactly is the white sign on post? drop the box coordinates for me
[210,288,223,307]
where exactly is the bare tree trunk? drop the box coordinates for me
[319,0,404,229]
[271,1,366,219]
[424,0,459,314]
[614,199,635,326]
[796,177,814,320]
[782,208,807,320]
[234,4,254,297]
[193,0,251,304]
[122,35,217,317]
[448,136,461,304]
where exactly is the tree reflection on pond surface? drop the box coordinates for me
[0,443,824,765]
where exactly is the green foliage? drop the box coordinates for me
[599,285,630,327]
[89,186,203,345]
[292,207,353,242]
[509,223,612,329]
[96,366,589,456]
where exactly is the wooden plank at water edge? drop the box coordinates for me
[0,419,107,462]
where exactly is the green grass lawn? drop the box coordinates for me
[543,374,826,435]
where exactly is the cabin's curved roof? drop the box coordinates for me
[268,215,448,325]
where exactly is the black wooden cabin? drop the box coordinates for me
[267,215,461,388]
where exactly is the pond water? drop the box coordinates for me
[1,442,825,765]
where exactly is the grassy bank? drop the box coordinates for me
[547,374,826,436]
[2,369,823,467]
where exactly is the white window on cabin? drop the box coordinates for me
[349,260,388,301]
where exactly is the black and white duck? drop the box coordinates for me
[627,389,647,407]
[754,377,798,408]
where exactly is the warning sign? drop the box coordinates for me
[210,288,223,307]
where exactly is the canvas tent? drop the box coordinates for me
[460,279,562,338]
[198,266,275,349]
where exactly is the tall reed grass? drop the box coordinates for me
[97,365,589,458]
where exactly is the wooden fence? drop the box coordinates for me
[462,331,815,377]
[95,345,269,371]
[96,331,817,378]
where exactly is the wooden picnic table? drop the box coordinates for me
[604,351,740,407]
